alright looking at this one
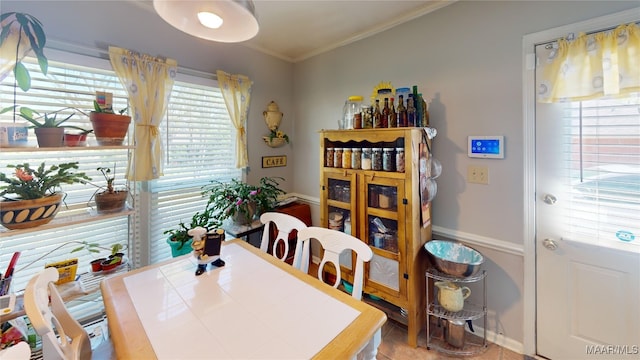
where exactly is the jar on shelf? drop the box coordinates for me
[372,148,383,171]
[343,95,363,130]
[395,147,405,172]
[351,148,362,169]
[383,148,395,171]
[361,148,372,170]
[333,148,343,168]
[342,148,352,169]
[379,187,392,209]
[326,148,334,167]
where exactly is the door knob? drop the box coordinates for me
[542,238,558,251]
[543,194,557,205]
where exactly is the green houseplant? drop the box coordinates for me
[164,209,221,258]
[202,176,286,225]
[84,164,129,214]
[71,241,126,272]
[0,161,90,229]
[16,107,90,147]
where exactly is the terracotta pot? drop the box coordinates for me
[64,133,87,147]
[95,190,128,214]
[34,127,64,147]
[90,258,106,272]
[0,193,63,230]
[100,258,120,272]
[89,112,131,146]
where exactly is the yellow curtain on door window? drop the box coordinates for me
[537,23,640,103]
[216,70,253,168]
[109,46,177,180]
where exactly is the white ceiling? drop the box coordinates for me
[136,1,455,62]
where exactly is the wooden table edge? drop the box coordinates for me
[101,239,387,359]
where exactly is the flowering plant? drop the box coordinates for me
[268,127,290,144]
[0,162,90,200]
[202,177,286,224]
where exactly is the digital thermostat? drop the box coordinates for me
[468,136,504,159]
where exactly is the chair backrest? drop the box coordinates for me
[23,267,92,360]
[259,212,309,271]
[297,227,373,300]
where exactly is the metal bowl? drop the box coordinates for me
[424,240,484,278]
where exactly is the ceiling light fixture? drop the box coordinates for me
[153,0,259,43]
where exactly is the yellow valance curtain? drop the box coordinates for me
[109,46,177,180]
[537,23,640,103]
[216,70,253,168]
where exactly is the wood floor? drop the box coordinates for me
[377,319,526,359]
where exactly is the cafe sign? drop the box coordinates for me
[262,155,287,168]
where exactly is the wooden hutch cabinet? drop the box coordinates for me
[319,128,433,347]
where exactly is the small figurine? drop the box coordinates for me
[188,226,225,276]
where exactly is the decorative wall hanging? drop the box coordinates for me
[262,101,289,148]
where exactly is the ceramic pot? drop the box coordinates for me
[34,127,64,147]
[167,236,193,258]
[263,101,283,131]
[94,190,128,214]
[64,132,88,147]
[89,112,131,146]
[0,193,63,230]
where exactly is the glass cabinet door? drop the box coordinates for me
[361,175,407,296]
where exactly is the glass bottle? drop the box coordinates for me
[333,148,343,168]
[397,95,407,127]
[361,148,372,170]
[351,148,362,169]
[372,148,383,170]
[407,95,416,127]
[388,97,397,128]
[381,98,390,128]
[395,147,405,172]
[362,105,373,129]
[342,148,352,169]
[373,100,382,129]
[326,148,334,167]
[421,93,429,127]
[383,148,395,171]
[413,85,422,127]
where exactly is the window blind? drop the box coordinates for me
[562,92,640,248]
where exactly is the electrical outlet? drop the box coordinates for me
[467,165,489,184]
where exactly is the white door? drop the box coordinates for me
[535,42,640,360]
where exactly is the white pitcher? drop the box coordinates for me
[435,281,471,312]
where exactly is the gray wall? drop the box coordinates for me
[292,0,639,351]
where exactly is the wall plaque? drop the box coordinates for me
[262,155,287,168]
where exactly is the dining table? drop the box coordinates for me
[101,239,387,359]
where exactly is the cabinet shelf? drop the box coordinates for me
[427,302,485,321]
[0,207,133,237]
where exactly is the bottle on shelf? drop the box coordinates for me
[413,85,422,127]
[373,100,382,129]
[420,94,429,127]
[397,95,407,127]
[389,97,397,128]
[362,105,373,129]
[381,98,390,128]
[407,95,417,127]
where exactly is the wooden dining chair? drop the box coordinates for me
[297,226,373,301]
[259,212,309,271]
[23,267,113,360]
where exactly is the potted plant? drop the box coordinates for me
[63,128,93,147]
[164,209,221,258]
[0,12,48,146]
[71,241,126,272]
[202,177,286,225]
[16,107,89,147]
[84,164,129,214]
[0,161,90,229]
[89,100,131,146]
